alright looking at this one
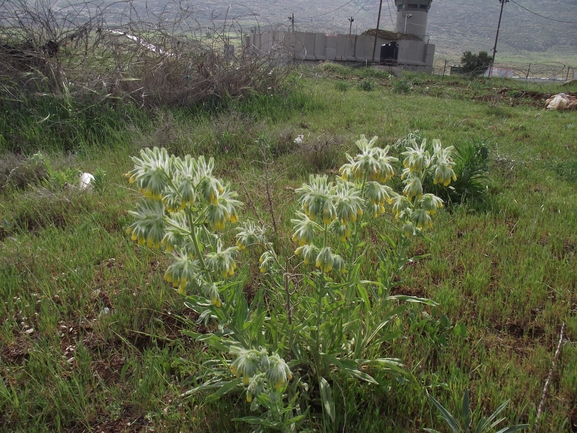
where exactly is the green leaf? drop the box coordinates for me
[319,377,335,422]
[285,414,306,424]
[231,292,248,330]
[363,304,406,346]
[356,283,371,309]
[195,333,231,352]
[476,400,509,433]
[326,356,379,384]
[427,392,462,433]
[204,378,243,402]
[188,377,243,400]
[453,323,467,337]
[387,294,438,306]
[462,389,471,431]
[231,416,263,424]
[495,425,529,433]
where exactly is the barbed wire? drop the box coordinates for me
[299,0,358,20]
[434,58,577,83]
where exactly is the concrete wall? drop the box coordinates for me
[243,30,435,73]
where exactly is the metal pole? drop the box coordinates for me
[349,17,354,35]
[491,0,508,76]
[371,0,383,63]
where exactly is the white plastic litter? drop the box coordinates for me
[546,93,569,110]
[79,172,95,190]
[294,134,304,144]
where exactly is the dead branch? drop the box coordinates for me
[532,322,566,433]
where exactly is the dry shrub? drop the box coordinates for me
[109,35,291,108]
[0,153,50,192]
[300,135,345,172]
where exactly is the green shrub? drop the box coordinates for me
[392,78,412,93]
[335,81,351,92]
[460,51,491,76]
[357,79,376,92]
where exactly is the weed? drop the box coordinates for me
[425,389,529,433]
[550,159,577,182]
[357,78,376,92]
[335,81,351,92]
[392,78,412,94]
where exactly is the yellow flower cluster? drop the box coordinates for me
[433,165,457,186]
[205,189,241,231]
[201,282,222,307]
[402,138,429,174]
[258,251,276,274]
[431,139,457,186]
[163,252,197,295]
[206,247,238,280]
[297,175,336,225]
[126,200,165,248]
[294,244,319,266]
[126,147,172,201]
[333,221,351,243]
[314,247,345,273]
[266,354,293,391]
[235,222,267,252]
[291,212,317,246]
[164,272,187,294]
[364,182,394,218]
[229,347,292,402]
[339,135,397,184]
[402,175,423,201]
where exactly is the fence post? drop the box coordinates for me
[442,60,447,78]
[525,63,531,81]
[566,66,571,82]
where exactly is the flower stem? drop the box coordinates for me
[185,207,211,281]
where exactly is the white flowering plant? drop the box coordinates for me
[126,147,299,430]
[126,135,456,431]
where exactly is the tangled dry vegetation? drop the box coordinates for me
[0,0,293,109]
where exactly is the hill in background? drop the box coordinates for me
[37,0,577,70]
[183,0,577,65]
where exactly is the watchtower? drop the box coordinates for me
[394,0,433,40]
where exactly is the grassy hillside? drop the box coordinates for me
[1,63,576,432]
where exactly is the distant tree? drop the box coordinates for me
[461,51,492,75]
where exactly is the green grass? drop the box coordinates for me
[1,66,576,432]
